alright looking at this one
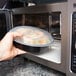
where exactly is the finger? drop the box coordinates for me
[9,31,23,38]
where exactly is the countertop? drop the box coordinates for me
[0,55,66,76]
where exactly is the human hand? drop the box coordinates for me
[0,32,26,61]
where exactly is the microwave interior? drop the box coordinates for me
[12,12,61,63]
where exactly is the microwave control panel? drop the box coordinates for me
[71,12,76,73]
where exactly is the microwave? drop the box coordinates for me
[9,2,67,73]
[0,0,76,76]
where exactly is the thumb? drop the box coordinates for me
[13,47,26,56]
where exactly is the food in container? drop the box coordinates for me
[10,26,53,52]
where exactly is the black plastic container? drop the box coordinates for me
[13,41,41,53]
